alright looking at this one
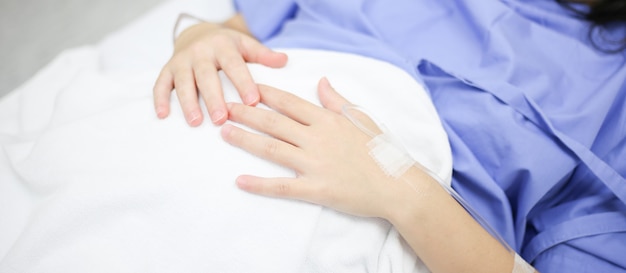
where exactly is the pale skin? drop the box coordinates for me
[153,14,287,126]
[154,14,538,273]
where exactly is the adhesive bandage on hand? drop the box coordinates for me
[366,129,416,179]
[341,104,437,181]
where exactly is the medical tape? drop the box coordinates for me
[512,253,535,273]
[367,129,416,179]
[340,104,415,179]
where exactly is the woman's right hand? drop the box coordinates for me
[153,14,288,126]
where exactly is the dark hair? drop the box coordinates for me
[557,0,626,52]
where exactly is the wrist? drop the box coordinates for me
[173,13,210,44]
[381,166,441,228]
[173,21,223,52]
[222,13,252,36]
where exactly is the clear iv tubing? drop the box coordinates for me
[341,104,515,254]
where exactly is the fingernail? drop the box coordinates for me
[187,111,201,126]
[236,175,251,188]
[244,93,259,105]
[211,110,226,123]
[156,106,166,119]
[320,76,332,88]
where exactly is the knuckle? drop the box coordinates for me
[195,62,213,73]
[219,56,244,71]
[274,92,297,109]
[175,83,197,97]
[170,52,193,67]
[263,139,279,157]
[262,112,280,129]
[188,42,209,56]
[207,33,232,46]
[169,63,187,74]
[173,77,196,92]
[273,182,291,196]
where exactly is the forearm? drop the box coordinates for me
[386,167,530,273]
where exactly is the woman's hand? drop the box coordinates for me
[153,14,288,126]
[220,78,528,273]
[220,78,419,219]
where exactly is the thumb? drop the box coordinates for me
[318,77,383,136]
[241,36,288,68]
[318,77,351,114]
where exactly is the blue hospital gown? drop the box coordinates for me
[234,0,626,271]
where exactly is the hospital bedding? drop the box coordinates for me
[0,0,453,272]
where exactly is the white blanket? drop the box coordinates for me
[0,1,451,272]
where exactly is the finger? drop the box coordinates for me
[194,62,227,125]
[257,84,326,126]
[317,77,351,114]
[153,68,174,119]
[173,68,204,127]
[236,175,322,203]
[216,49,260,106]
[318,77,382,135]
[221,124,308,171]
[227,103,306,146]
[240,36,288,68]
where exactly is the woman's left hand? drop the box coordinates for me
[220,78,412,219]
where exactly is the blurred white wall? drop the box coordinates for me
[0,0,165,98]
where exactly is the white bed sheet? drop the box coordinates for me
[0,1,451,272]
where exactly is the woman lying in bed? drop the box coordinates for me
[155,0,626,272]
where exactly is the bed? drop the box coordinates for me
[0,0,452,272]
